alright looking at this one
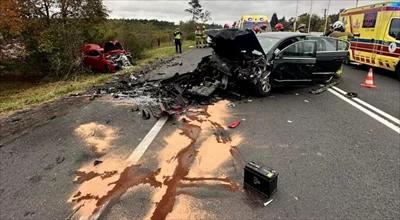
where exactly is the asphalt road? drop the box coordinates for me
[0,48,399,220]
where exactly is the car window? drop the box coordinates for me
[388,18,400,39]
[306,36,348,51]
[280,40,316,57]
[258,37,280,53]
[86,50,100,56]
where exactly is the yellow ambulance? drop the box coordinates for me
[235,15,272,32]
[339,1,400,77]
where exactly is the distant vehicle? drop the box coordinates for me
[235,15,272,32]
[339,1,400,77]
[81,41,132,73]
[205,29,349,96]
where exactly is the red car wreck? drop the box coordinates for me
[81,41,132,73]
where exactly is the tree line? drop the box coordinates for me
[269,10,343,32]
[0,0,217,79]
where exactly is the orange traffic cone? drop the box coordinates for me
[361,68,376,88]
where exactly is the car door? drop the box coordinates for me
[272,40,317,82]
[307,36,349,78]
[85,50,103,71]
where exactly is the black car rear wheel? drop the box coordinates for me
[254,70,271,96]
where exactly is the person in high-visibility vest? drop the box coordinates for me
[195,26,203,48]
[202,25,208,48]
[173,28,182,53]
[329,21,353,78]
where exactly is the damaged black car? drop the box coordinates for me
[199,29,349,96]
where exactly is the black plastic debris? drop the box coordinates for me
[345,92,358,98]
[56,156,65,164]
[244,161,278,199]
[142,109,151,120]
[93,160,103,166]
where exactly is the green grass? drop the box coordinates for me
[0,40,194,115]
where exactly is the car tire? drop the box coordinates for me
[254,70,272,96]
[396,64,400,80]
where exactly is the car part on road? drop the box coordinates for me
[309,80,340,94]
[93,160,103,166]
[345,92,358,98]
[244,161,278,199]
[142,109,151,120]
[228,120,241,128]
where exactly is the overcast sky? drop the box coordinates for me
[103,0,383,25]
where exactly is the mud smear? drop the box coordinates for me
[74,122,117,156]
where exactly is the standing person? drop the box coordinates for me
[195,26,203,48]
[328,21,353,41]
[328,21,353,78]
[202,25,208,48]
[297,24,307,33]
[173,28,182,53]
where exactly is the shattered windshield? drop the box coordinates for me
[257,37,280,53]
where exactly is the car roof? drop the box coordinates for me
[257,31,310,39]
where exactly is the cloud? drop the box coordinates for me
[104,0,383,24]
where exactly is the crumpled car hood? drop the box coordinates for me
[207,29,265,60]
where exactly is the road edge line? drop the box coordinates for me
[327,88,400,134]
[127,116,169,164]
[331,86,400,125]
[88,116,169,220]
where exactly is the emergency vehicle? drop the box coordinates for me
[339,1,400,77]
[235,15,272,32]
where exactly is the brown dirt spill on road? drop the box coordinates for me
[146,100,245,220]
[69,100,245,219]
[74,122,118,156]
[69,158,163,218]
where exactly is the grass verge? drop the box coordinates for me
[0,40,194,114]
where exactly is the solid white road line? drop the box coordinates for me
[331,86,400,125]
[89,116,169,220]
[127,116,169,164]
[327,88,400,134]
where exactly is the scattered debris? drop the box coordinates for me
[287,120,293,123]
[263,199,274,207]
[304,99,310,103]
[227,103,236,108]
[23,211,35,217]
[142,109,151,120]
[345,92,358,98]
[228,120,241,129]
[309,81,340,94]
[56,156,65,164]
[93,160,103,166]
